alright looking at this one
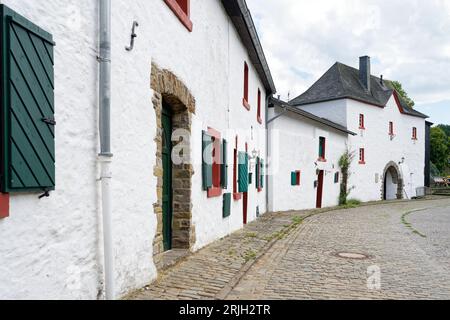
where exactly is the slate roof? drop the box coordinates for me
[269,97,357,136]
[290,62,428,119]
[221,0,276,93]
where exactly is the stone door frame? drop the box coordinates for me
[381,161,404,200]
[151,63,196,267]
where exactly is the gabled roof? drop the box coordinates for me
[290,62,428,119]
[221,0,276,94]
[269,97,357,136]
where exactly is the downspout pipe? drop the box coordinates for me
[98,0,114,300]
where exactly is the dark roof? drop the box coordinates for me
[269,97,357,136]
[221,0,276,94]
[290,62,428,119]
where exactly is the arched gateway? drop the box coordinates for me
[382,161,404,200]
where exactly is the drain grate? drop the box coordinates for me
[335,252,370,260]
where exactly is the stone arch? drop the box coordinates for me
[151,63,196,269]
[381,161,404,200]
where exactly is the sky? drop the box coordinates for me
[246,0,450,125]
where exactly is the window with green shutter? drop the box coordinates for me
[1,5,56,193]
[221,139,228,189]
[260,159,264,189]
[202,131,213,191]
[238,152,248,193]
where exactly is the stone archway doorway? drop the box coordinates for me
[382,162,404,200]
[151,63,196,268]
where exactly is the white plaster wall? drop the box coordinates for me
[345,97,426,202]
[0,0,100,300]
[268,107,348,212]
[297,99,348,127]
[0,0,269,299]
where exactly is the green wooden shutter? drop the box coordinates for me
[223,193,231,218]
[255,157,260,189]
[1,5,56,193]
[260,159,264,189]
[202,131,213,190]
[238,152,248,193]
[221,139,228,189]
[291,172,297,186]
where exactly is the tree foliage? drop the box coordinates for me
[391,81,415,109]
[430,127,449,174]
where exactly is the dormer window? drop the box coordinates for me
[165,0,193,32]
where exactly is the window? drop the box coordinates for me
[164,0,193,32]
[359,148,366,164]
[359,114,365,129]
[257,89,262,124]
[334,172,340,184]
[256,157,265,191]
[202,128,224,198]
[318,137,326,161]
[412,127,418,140]
[243,62,250,110]
[389,122,394,136]
[291,171,301,186]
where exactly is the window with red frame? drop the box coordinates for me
[164,0,192,32]
[412,127,418,140]
[243,62,250,110]
[359,148,365,164]
[359,114,365,129]
[208,128,222,198]
[257,89,262,124]
[318,137,326,161]
[389,122,394,136]
[291,171,301,186]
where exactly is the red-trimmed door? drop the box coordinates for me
[316,170,324,209]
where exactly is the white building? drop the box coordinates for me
[0,0,274,299]
[288,56,428,204]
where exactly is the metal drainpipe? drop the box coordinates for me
[98,0,114,300]
[265,94,270,213]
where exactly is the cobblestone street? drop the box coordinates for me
[130,198,450,300]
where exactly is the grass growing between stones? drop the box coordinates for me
[340,199,362,209]
[402,210,427,238]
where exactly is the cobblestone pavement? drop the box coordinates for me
[129,198,450,300]
[228,198,450,300]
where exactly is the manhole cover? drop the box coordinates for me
[336,252,369,260]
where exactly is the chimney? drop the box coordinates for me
[359,56,371,92]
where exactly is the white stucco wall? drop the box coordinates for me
[0,0,269,299]
[268,107,348,212]
[345,97,426,202]
[297,99,348,127]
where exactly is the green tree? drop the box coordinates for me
[390,81,415,108]
[430,127,449,174]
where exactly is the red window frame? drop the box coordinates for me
[207,127,222,198]
[164,0,193,32]
[359,148,366,165]
[412,127,418,140]
[257,89,262,124]
[389,121,394,136]
[243,62,250,110]
[233,136,241,201]
[0,193,10,219]
[359,114,365,129]
[296,171,301,186]
[318,137,327,162]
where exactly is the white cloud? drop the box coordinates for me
[247,0,450,106]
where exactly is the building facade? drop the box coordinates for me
[0,0,274,299]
